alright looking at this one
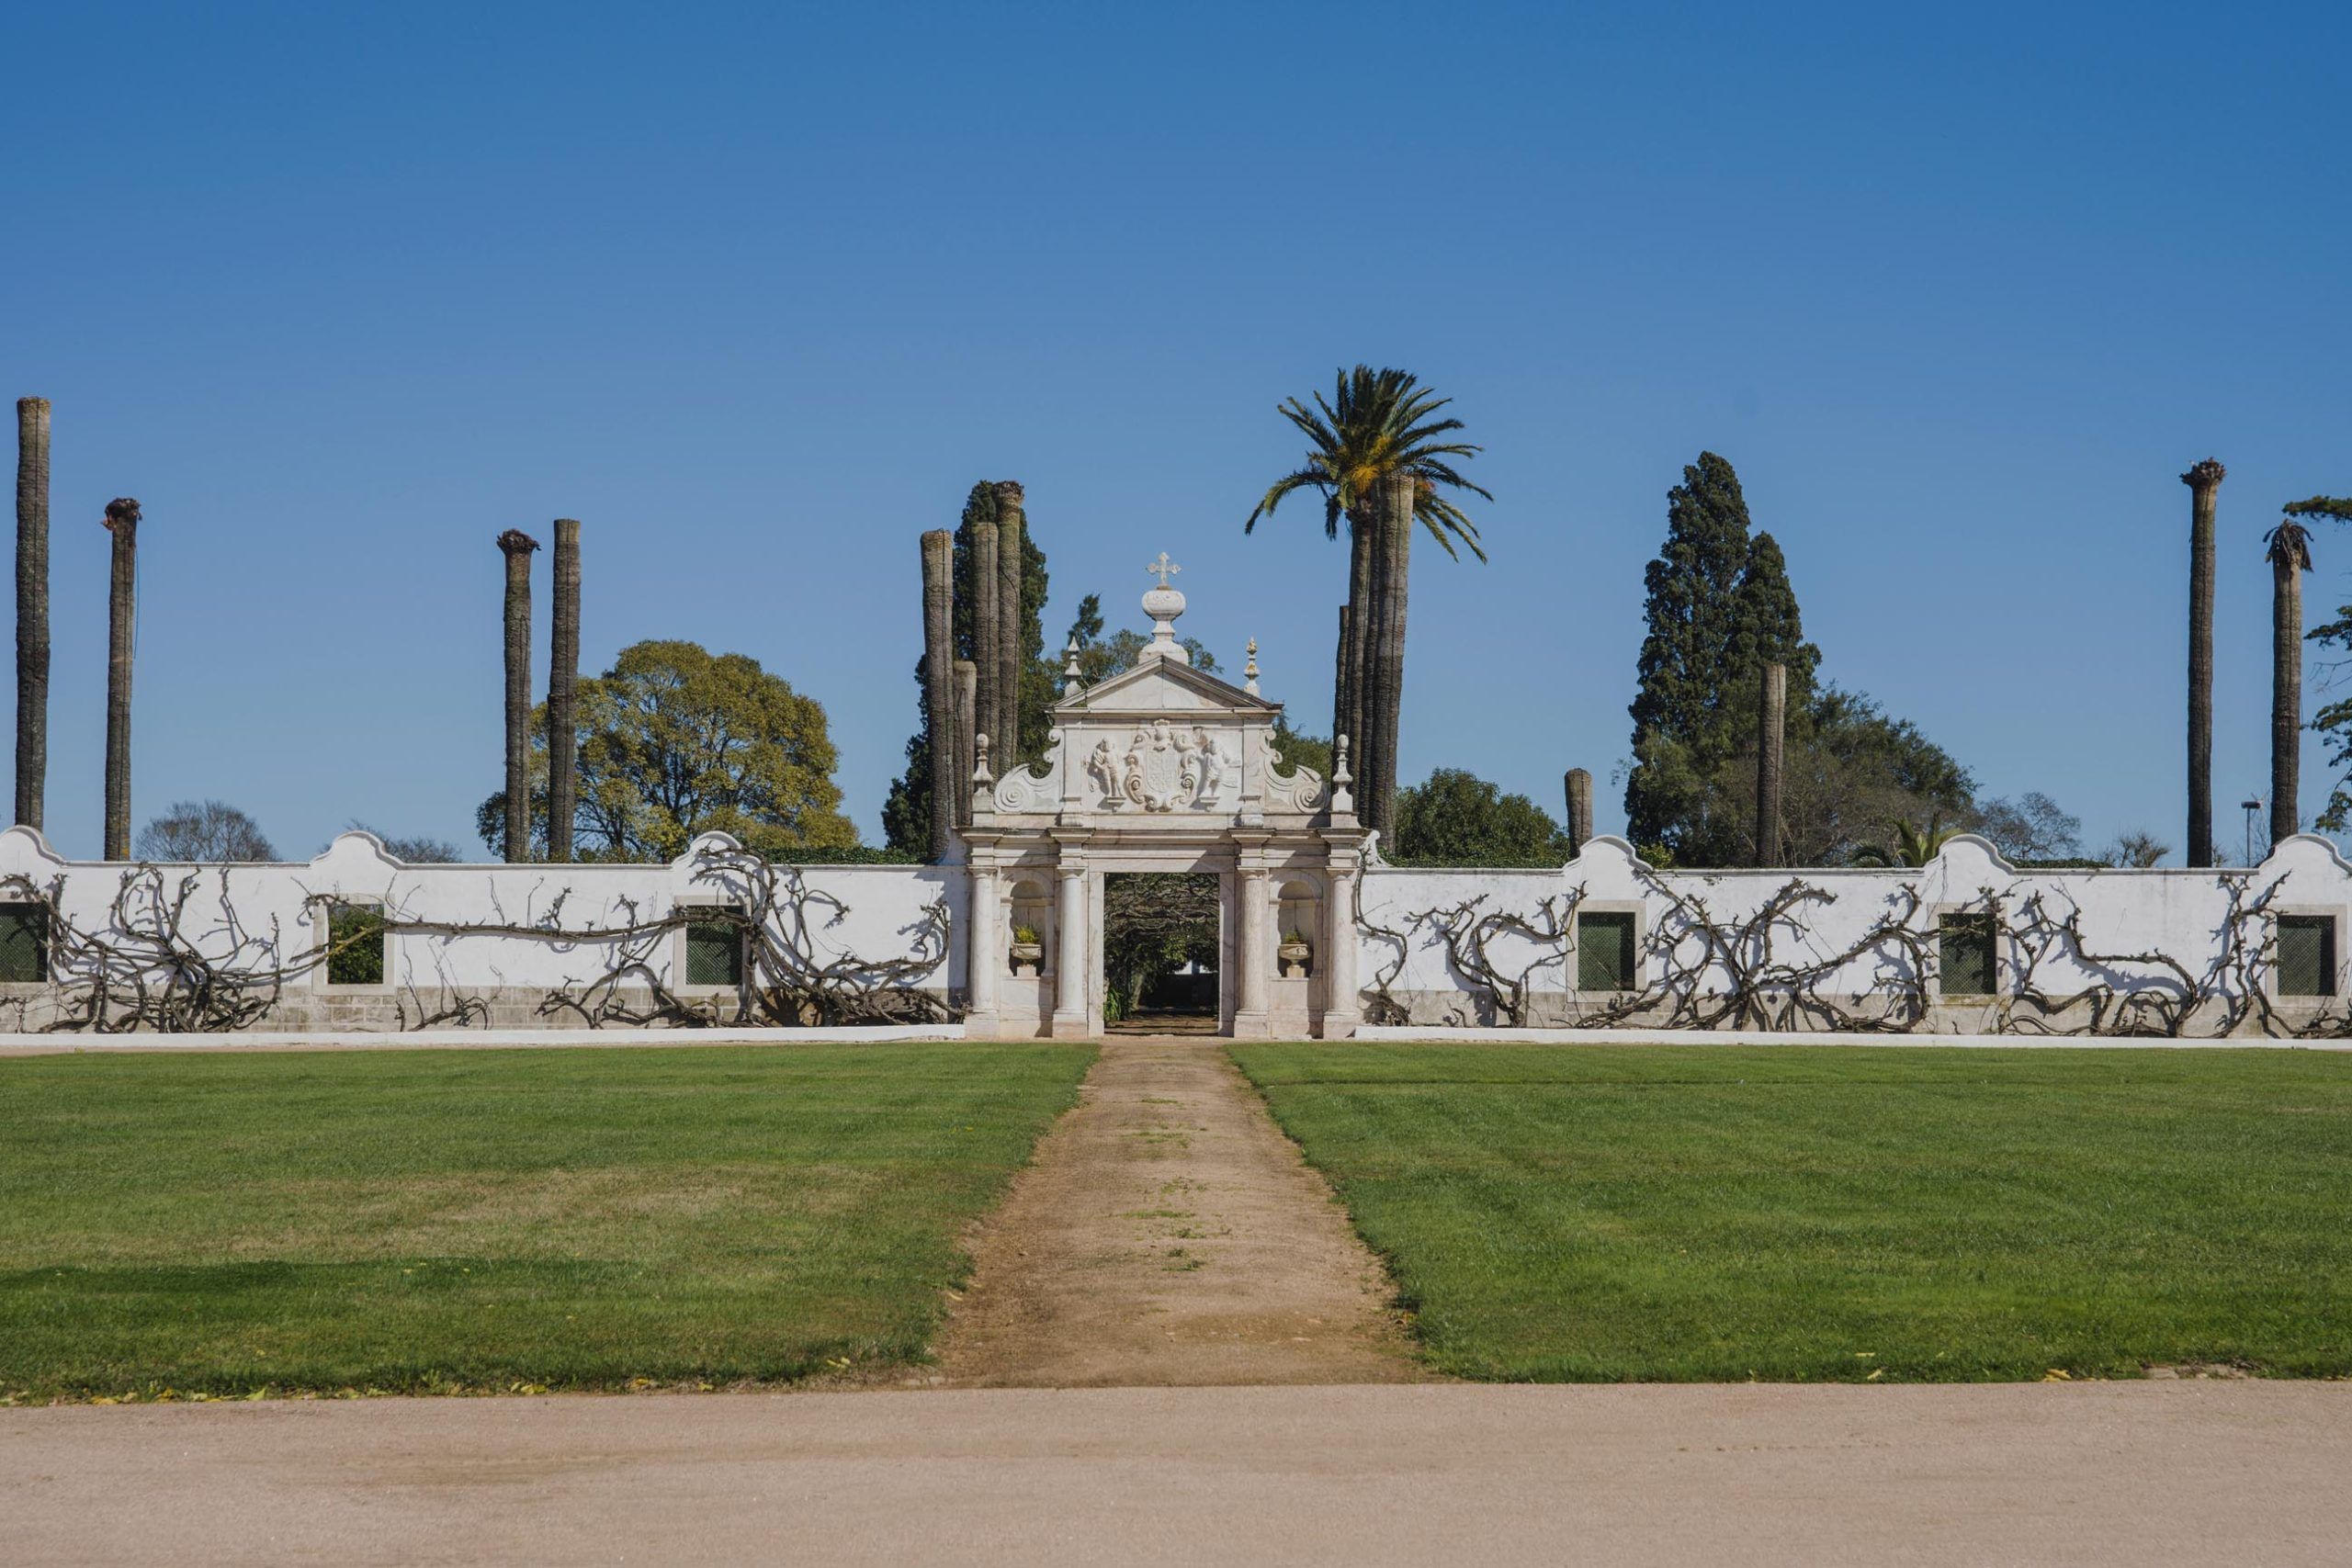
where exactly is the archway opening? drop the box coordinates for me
[1102,872,1221,1034]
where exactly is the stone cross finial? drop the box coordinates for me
[1138,551,1191,666]
[1146,552,1181,587]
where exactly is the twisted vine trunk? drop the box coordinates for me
[102,499,140,862]
[1565,767,1593,854]
[1755,662,1786,868]
[2272,529,2309,848]
[2183,459,2224,867]
[1362,472,1417,836]
[547,517,581,861]
[994,481,1024,767]
[15,398,49,830]
[921,530,956,863]
[970,513,1000,775]
[496,529,539,862]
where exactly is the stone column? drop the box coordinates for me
[1233,864,1272,1038]
[1321,863,1360,1039]
[965,861,1001,1037]
[1052,861,1090,1038]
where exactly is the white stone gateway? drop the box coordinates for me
[961,557,1367,1039]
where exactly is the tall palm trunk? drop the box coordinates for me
[1362,473,1417,836]
[921,530,956,863]
[1564,767,1593,854]
[953,658,978,829]
[497,529,539,862]
[547,518,581,861]
[102,498,140,861]
[2270,525,2312,848]
[2182,459,2224,866]
[970,514,1000,770]
[1331,603,1352,759]
[994,481,1024,766]
[14,398,49,830]
[1336,513,1373,761]
[1755,662,1786,868]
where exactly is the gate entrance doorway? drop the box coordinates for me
[1102,873,1221,1034]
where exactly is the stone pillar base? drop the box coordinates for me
[963,1011,1001,1041]
[1316,1015,1357,1040]
[1228,1010,1272,1041]
[1049,1012,1094,1041]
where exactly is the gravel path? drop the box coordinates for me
[927,1034,1427,1387]
[7,1382,2347,1565]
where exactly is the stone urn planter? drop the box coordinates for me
[1277,934,1313,979]
[1009,929,1044,977]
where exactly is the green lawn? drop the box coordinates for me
[0,1043,1091,1400]
[1232,1043,2352,1382]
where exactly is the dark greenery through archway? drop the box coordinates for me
[1102,873,1220,1031]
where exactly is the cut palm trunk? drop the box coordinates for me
[994,481,1024,767]
[497,529,540,862]
[14,398,49,830]
[547,517,581,861]
[2183,459,2224,866]
[2269,523,2312,847]
[102,499,140,861]
[921,530,956,863]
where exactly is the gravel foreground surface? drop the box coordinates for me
[6,1381,2346,1566]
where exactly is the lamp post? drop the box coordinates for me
[2242,797,2263,867]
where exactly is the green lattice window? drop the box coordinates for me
[0,903,48,983]
[1938,912,1996,997]
[326,904,386,986]
[1577,911,1636,992]
[2277,915,2336,998]
[684,911,745,987]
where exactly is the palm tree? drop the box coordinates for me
[1851,815,1961,868]
[496,529,539,862]
[2182,458,2225,867]
[15,398,49,831]
[1245,366,1490,833]
[548,518,582,861]
[102,498,141,861]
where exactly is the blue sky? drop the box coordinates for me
[4,1,2346,862]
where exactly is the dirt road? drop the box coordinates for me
[7,1382,2346,1565]
[929,1033,1424,1386]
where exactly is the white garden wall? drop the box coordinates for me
[0,827,963,1032]
[1353,834,2352,1038]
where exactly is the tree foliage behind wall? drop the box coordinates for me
[1624,451,1975,867]
[1388,768,1570,866]
[479,638,856,862]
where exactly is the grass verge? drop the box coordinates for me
[1231,1043,2352,1382]
[0,1042,1092,1400]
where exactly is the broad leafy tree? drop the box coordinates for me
[480,639,856,861]
[1389,768,1570,866]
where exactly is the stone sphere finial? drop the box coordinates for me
[1140,552,1190,665]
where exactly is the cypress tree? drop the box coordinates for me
[1624,453,1761,862]
[1624,458,1825,865]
